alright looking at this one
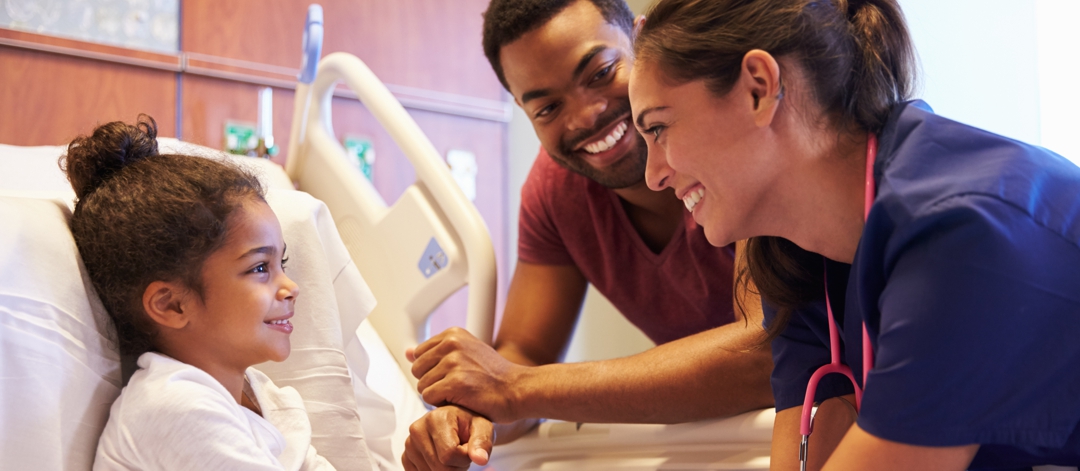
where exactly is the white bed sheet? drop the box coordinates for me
[0,195,119,470]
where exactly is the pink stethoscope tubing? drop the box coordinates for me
[797,134,878,467]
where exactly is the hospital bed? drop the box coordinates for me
[0,5,776,471]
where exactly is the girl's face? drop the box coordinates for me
[185,199,298,371]
[629,61,784,247]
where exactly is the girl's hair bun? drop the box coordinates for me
[62,115,160,200]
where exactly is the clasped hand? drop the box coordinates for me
[407,327,526,423]
[402,328,529,471]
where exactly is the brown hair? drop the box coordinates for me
[62,116,265,356]
[635,0,915,337]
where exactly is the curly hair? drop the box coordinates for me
[62,116,265,356]
[482,0,635,91]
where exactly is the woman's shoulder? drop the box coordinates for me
[876,101,1080,243]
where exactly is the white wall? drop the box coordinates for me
[1035,0,1080,163]
[507,104,541,269]
[892,0,1078,163]
[904,0,1042,144]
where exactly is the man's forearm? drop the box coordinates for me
[504,321,774,424]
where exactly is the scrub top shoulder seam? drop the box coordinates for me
[916,191,1080,251]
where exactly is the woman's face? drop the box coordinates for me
[629,61,783,247]
[184,199,298,370]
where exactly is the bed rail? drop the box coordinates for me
[285,51,497,385]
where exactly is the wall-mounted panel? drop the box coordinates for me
[0,0,179,53]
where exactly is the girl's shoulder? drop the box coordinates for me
[112,353,247,426]
[96,353,280,469]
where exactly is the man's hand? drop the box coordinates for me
[402,405,494,471]
[407,327,527,423]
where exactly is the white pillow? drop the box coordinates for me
[0,195,121,471]
[0,139,293,202]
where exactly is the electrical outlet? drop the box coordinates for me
[447,149,477,201]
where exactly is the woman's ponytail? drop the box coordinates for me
[842,0,916,132]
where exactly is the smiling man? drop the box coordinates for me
[401,1,774,470]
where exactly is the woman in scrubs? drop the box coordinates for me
[628,0,1080,470]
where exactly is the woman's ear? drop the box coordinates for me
[740,49,783,127]
[633,15,646,38]
[142,281,191,330]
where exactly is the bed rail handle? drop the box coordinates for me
[308,52,496,344]
[286,4,324,179]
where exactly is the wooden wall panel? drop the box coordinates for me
[0,47,176,146]
[181,0,505,102]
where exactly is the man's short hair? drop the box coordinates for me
[483,0,635,91]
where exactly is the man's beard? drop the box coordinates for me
[549,100,648,189]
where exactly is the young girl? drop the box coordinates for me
[65,117,335,470]
[630,0,1080,469]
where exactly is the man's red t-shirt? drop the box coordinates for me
[517,149,736,345]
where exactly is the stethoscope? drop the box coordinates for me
[798,133,878,471]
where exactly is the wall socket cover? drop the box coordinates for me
[446,149,477,201]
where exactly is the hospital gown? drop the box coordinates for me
[94,352,335,470]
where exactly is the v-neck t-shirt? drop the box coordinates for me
[518,149,736,345]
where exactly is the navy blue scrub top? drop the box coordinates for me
[763,101,1080,469]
